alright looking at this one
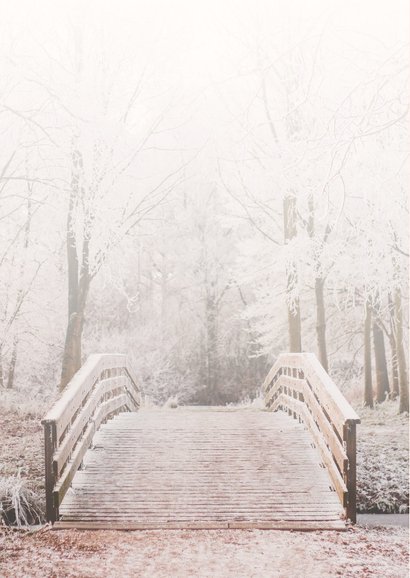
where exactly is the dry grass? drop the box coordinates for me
[0,475,43,526]
[0,388,52,526]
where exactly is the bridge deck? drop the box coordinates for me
[55,408,346,530]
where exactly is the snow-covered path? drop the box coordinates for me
[1,525,408,578]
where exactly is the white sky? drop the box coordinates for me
[0,0,407,157]
[2,0,408,69]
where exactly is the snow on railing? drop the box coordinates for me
[263,352,360,523]
[42,354,141,523]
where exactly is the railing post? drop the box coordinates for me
[43,420,58,523]
[344,420,357,524]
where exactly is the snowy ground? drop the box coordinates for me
[0,525,408,578]
[356,401,409,513]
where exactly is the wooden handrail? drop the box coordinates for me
[42,354,141,522]
[263,352,360,523]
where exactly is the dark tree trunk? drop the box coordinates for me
[388,293,399,399]
[372,298,390,403]
[6,338,17,389]
[394,288,409,413]
[0,349,3,388]
[60,146,90,392]
[205,290,218,402]
[60,307,86,392]
[315,277,328,372]
[364,301,373,408]
[307,195,328,371]
[287,303,302,353]
[283,194,301,352]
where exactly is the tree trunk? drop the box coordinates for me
[307,195,328,371]
[0,348,3,388]
[60,145,90,392]
[372,299,390,403]
[60,308,86,392]
[6,338,17,389]
[160,255,167,352]
[287,302,302,353]
[315,277,328,372]
[283,194,301,352]
[205,283,218,404]
[364,301,373,408]
[394,288,409,413]
[388,293,399,399]
[60,259,89,392]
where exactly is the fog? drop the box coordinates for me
[0,0,408,409]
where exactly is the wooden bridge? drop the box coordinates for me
[42,353,360,530]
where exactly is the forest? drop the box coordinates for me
[0,1,409,576]
[0,1,407,412]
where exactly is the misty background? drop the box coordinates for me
[0,0,408,408]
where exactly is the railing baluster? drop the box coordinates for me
[42,354,141,523]
[263,352,360,524]
[44,420,58,522]
[344,421,357,524]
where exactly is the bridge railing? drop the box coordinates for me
[263,352,360,523]
[42,353,141,522]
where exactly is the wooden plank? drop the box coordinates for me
[56,408,344,530]
[42,354,143,523]
[43,421,58,522]
[53,377,129,476]
[344,420,357,523]
[264,353,360,428]
[266,376,347,475]
[274,376,348,473]
[124,359,142,400]
[263,352,359,523]
[303,354,360,423]
[261,358,282,393]
[53,394,130,506]
[53,520,346,531]
[60,502,344,509]
[42,354,127,439]
[271,395,348,506]
[54,421,95,507]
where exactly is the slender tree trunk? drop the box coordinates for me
[388,293,399,399]
[60,146,90,392]
[373,319,390,402]
[0,348,3,388]
[199,329,206,395]
[287,299,302,353]
[394,288,409,413]
[372,297,390,402]
[6,338,17,389]
[315,277,328,372]
[205,283,218,403]
[283,194,301,352]
[364,301,373,408]
[60,305,86,391]
[307,195,328,371]
[160,254,167,352]
[390,339,400,399]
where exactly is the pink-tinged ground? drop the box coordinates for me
[0,526,408,578]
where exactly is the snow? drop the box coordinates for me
[356,401,409,513]
[0,526,408,578]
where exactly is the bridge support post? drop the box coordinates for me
[344,421,357,524]
[43,420,58,523]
